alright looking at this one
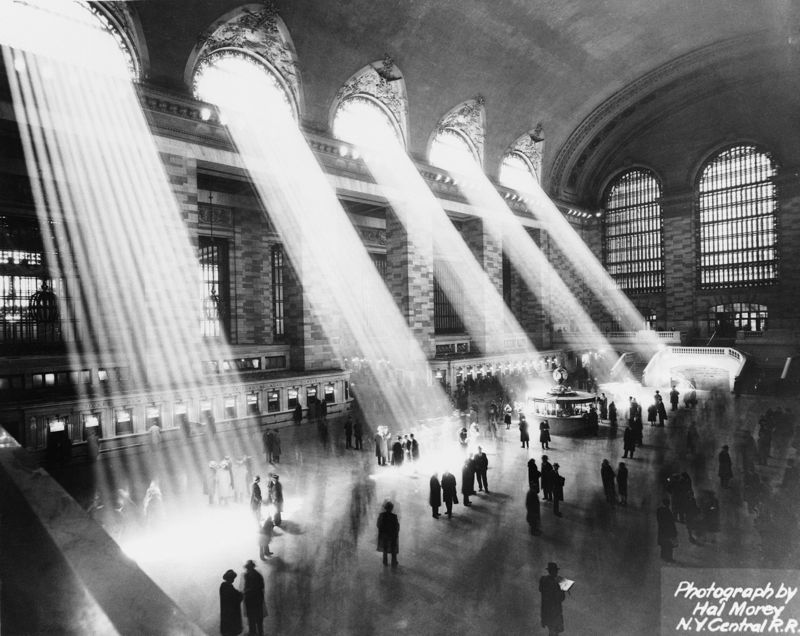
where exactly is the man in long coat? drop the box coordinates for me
[601,459,616,504]
[539,562,566,635]
[461,456,476,506]
[267,474,284,526]
[473,446,489,493]
[657,497,678,561]
[391,436,404,466]
[429,473,442,518]
[376,500,399,566]
[242,560,266,636]
[541,456,554,501]
[528,457,541,493]
[623,425,636,459]
[249,476,262,527]
[441,471,458,518]
[526,488,541,536]
[219,569,243,636]
[718,445,733,488]
[552,463,565,517]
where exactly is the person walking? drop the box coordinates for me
[519,414,530,449]
[718,445,733,488]
[429,473,442,518]
[539,562,566,636]
[242,560,266,636]
[623,425,636,459]
[657,497,678,561]
[539,420,551,450]
[250,476,262,527]
[474,446,489,493]
[552,463,565,517]
[528,457,541,493]
[441,470,458,518]
[219,569,243,636]
[601,459,616,504]
[617,462,628,505]
[526,488,542,536]
[376,500,399,566]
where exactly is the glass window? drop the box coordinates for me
[247,392,260,415]
[199,399,213,425]
[602,168,664,293]
[271,245,285,339]
[306,386,317,404]
[499,152,537,192]
[697,145,778,288]
[224,396,236,419]
[267,390,280,413]
[199,236,230,338]
[333,95,403,148]
[433,262,465,334]
[287,388,299,409]
[115,408,133,436]
[83,413,101,440]
[430,128,478,174]
[264,356,286,370]
[324,384,335,403]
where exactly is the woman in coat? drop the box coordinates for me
[376,500,399,566]
[429,473,442,518]
[219,569,243,636]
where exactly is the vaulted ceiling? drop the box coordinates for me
[133,0,800,207]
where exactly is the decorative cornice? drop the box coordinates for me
[437,97,486,166]
[550,33,769,204]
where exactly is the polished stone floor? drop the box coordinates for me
[50,392,798,636]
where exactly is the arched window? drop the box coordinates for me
[333,95,402,148]
[430,127,479,174]
[192,50,296,122]
[602,168,664,293]
[499,152,537,192]
[84,2,141,81]
[697,145,778,288]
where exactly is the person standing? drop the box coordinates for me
[608,401,617,428]
[541,456,554,502]
[242,560,266,636]
[474,446,489,493]
[259,517,274,559]
[441,470,458,518]
[528,457,541,493]
[657,497,678,561]
[376,500,399,566]
[375,431,386,465]
[271,429,281,464]
[526,488,542,536]
[353,417,363,450]
[219,569,243,636]
[344,416,354,449]
[718,445,733,488]
[391,436,405,466]
[670,387,680,411]
[657,399,668,426]
[601,459,616,504]
[539,562,566,636]
[504,404,513,430]
[250,476,262,527]
[519,414,530,449]
[617,462,628,505]
[623,425,636,459]
[292,402,302,426]
[539,420,551,450]
[599,393,608,420]
[262,428,275,464]
[552,463,565,517]
[462,456,476,506]
[410,434,420,461]
[429,473,442,518]
[267,473,284,526]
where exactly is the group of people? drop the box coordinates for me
[374,428,420,467]
[205,455,253,506]
[526,454,566,532]
[219,560,267,636]
[599,459,628,505]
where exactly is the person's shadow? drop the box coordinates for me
[274,519,304,535]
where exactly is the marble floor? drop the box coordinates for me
[49,393,798,636]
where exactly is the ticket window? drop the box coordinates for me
[306,386,317,406]
[174,402,189,429]
[247,392,260,416]
[267,391,280,413]
[287,388,299,409]
[146,405,161,429]
[324,384,335,404]
[115,408,133,436]
[224,396,236,419]
[83,413,102,440]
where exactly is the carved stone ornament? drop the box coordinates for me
[437,97,486,165]
[507,128,545,180]
[334,56,408,146]
[88,1,141,79]
[194,2,302,117]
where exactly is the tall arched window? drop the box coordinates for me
[602,168,664,293]
[430,128,479,174]
[193,50,296,122]
[697,145,778,288]
[499,152,537,192]
[333,95,402,148]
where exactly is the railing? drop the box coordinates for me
[668,346,741,362]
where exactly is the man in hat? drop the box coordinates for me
[250,476,262,527]
[539,562,566,635]
[552,463,564,517]
[242,560,265,636]
[219,569,242,636]
[376,500,399,566]
[267,473,284,526]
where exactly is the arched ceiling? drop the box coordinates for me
[134,0,800,202]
